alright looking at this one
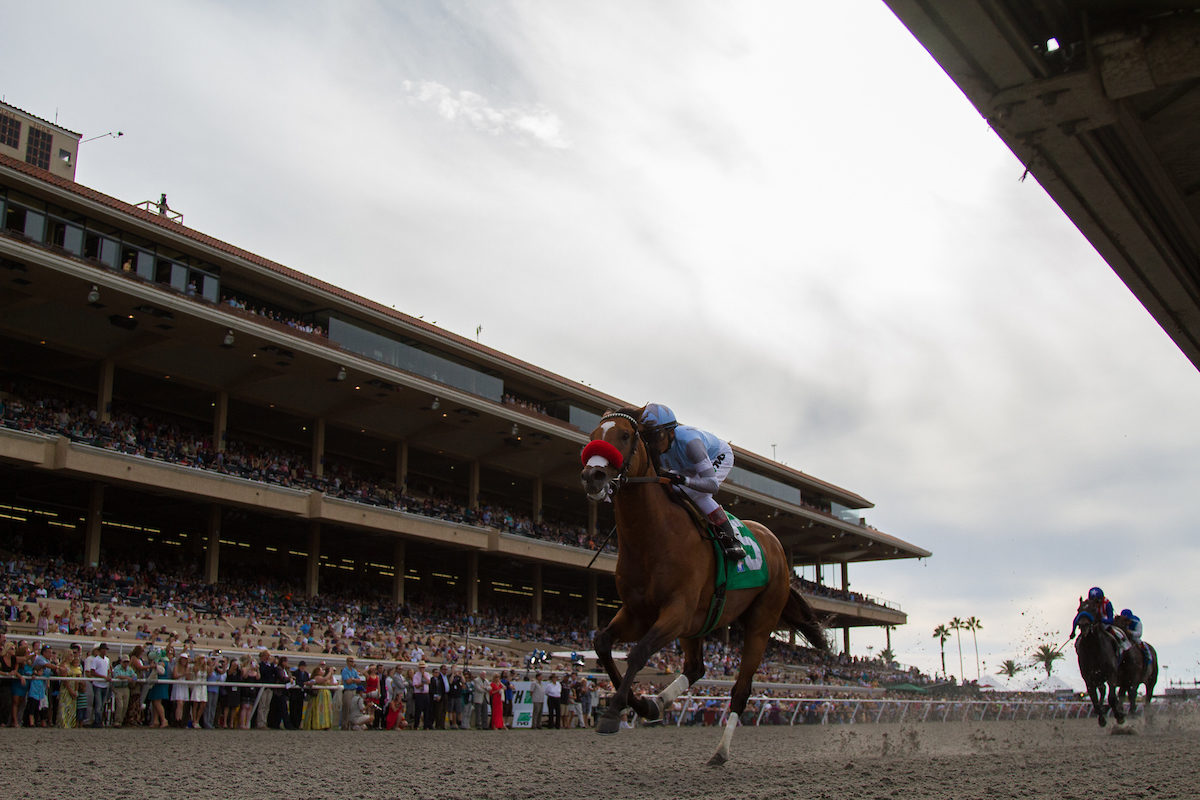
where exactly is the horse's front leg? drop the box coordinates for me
[1087,681,1107,727]
[1107,681,1125,725]
[641,637,705,727]
[596,614,685,735]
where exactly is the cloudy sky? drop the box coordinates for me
[7,1,1199,689]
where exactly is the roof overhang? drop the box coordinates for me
[884,1,1200,370]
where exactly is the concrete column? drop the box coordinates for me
[532,564,543,623]
[306,522,321,598]
[97,359,114,423]
[391,540,406,605]
[311,418,325,479]
[204,505,221,584]
[212,391,228,453]
[840,561,851,654]
[83,483,104,567]
[395,440,408,492]
[587,573,598,630]
[466,552,479,614]
[532,478,543,523]
[468,461,480,510]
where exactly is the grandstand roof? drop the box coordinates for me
[885,1,1200,372]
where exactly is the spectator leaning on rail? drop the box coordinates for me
[639,403,745,561]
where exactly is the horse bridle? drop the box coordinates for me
[586,412,663,493]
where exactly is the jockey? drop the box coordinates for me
[1117,609,1143,642]
[640,403,745,561]
[1070,586,1115,639]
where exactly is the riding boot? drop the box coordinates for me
[708,511,746,561]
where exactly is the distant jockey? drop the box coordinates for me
[639,403,745,561]
[1117,609,1143,643]
[1116,608,1152,665]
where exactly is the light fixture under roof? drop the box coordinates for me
[336,366,347,381]
[87,285,100,304]
[431,397,440,410]
[221,329,235,348]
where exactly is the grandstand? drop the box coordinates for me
[0,99,929,659]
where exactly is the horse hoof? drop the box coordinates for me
[1098,716,1107,728]
[707,752,728,767]
[596,717,620,736]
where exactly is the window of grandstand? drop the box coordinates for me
[47,213,85,256]
[119,243,155,277]
[84,229,121,269]
[2,198,45,241]
[0,112,20,148]
[329,316,504,402]
[25,126,53,170]
[727,466,805,507]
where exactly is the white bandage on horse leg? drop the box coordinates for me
[657,674,690,705]
[717,711,739,757]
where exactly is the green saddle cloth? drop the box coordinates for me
[723,515,769,591]
[688,514,769,638]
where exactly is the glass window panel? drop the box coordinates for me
[329,317,504,401]
[170,263,188,292]
[22,208,45,241]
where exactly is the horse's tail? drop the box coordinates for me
[782,580,829,652]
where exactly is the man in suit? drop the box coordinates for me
[289,660,310,730]
[431,663,451,729]
[255,650,279,729]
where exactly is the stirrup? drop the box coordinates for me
[718,536,746,560]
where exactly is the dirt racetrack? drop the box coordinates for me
[4,709,1198,800]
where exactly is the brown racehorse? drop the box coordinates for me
[580,406,827,765]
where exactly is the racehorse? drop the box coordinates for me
[1073,596,1124,727]
[1114,631,1158,718]
[580,407,828,765]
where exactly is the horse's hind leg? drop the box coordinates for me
[708,613,774,766]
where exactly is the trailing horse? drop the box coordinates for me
[1073,596,1124,727]
[580,407,827,765]
[1115,636,1158,718]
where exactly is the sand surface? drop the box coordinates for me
[4,709,1198,800]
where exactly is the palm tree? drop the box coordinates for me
[879,647,896,666]
[997,659,1023,679]
[933,624,951,679]
[1031,644,1065,678]
[949,617,966,682]
[965,616,983,679]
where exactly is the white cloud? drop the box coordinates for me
[402,79,569,149]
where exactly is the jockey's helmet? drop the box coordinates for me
[1088,586,1104,601]
[641,403,677,431]
[1120,608,1132,618]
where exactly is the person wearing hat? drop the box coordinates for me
[86,643,111,727]
[412,660,432,729]
[110,652,137,727]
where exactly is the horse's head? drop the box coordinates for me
[1074,595,1102,637]
[580,406,652,501]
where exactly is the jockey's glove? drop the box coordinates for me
[664,472,688,486]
